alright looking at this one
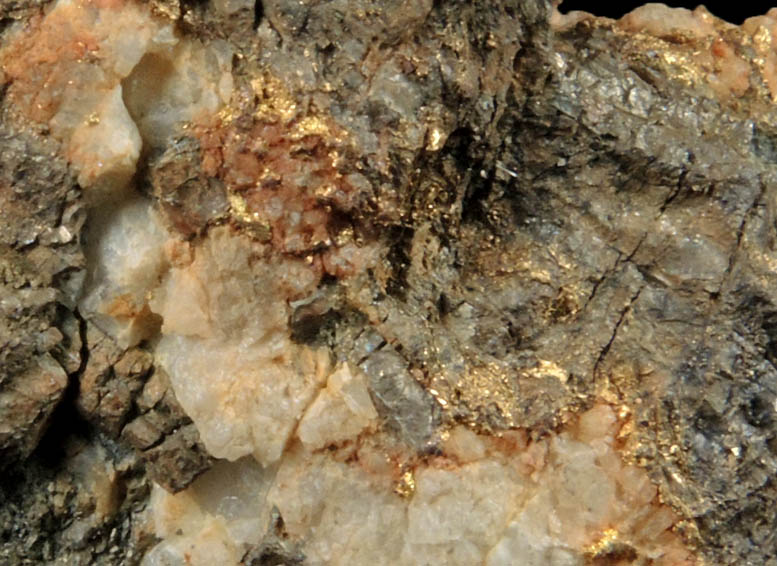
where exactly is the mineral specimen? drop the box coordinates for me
[2,0,777,565]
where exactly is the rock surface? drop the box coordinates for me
[142,405,692,566]
[2,1,777,565]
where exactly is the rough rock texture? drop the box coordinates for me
[2,0,777,565]
[77,322,213,492]
[0,119,83,467]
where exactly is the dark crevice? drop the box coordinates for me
[74,309,90,379]
[384,226,414,299]
[442,126,490,224]
[718,180,766,296]
[592,286,643,378]
[621,233,647,265]
[33,310,91,467]
[253,0,264,30]
[583,259,617,311]
[659,171,687,214]
[583,233,645,312]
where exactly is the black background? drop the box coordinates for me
[557,1,773,24]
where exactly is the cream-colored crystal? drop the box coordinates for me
[297,363,378,450]
[79,197,168,347]
[60,84,143,192]
[143,406,694,566]
[123,39,233,147]
[1,0,231,192]
[155,334,328,464]
[619,4,718,39]
[152,227,329,464]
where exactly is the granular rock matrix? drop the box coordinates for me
[2,1,777,565]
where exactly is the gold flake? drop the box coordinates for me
[228,192,248,216]
[252,74,298,123]
[428,388,449,408]
[585,528,620,557]
[394,469,416,498]
[526,360,569,383]
[616,419,635,444]
[314,183,337,200]
[753,25,773,52]
[217,104,237,125]
[291,115,331,139]
[228,192,272,240]
[329,150,343,168]
[432,364,519,428]
[228,193,256,222]
[150,0,181,20]
[427,126,445,151]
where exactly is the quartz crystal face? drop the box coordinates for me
[2,1,777,565]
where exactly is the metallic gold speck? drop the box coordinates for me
[394,469,416,498]
[526,360,569,384]
[585,528,620,557]
[427,126,445,151]
[291,115,331,140]
[252,74,298,123]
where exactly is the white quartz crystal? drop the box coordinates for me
[267,447,409,565]
[142,406,694,566]
[56,84,143,192]
[296,363,378,450]
[2,0,231,192]
[155,334,328,464]
[79,197,168,348]
[142,458,272,566]
[123,39,234,147]
[152,227,329,464]
[405,461,524,564]
[141,518,243,566]
[619,4,718,38]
